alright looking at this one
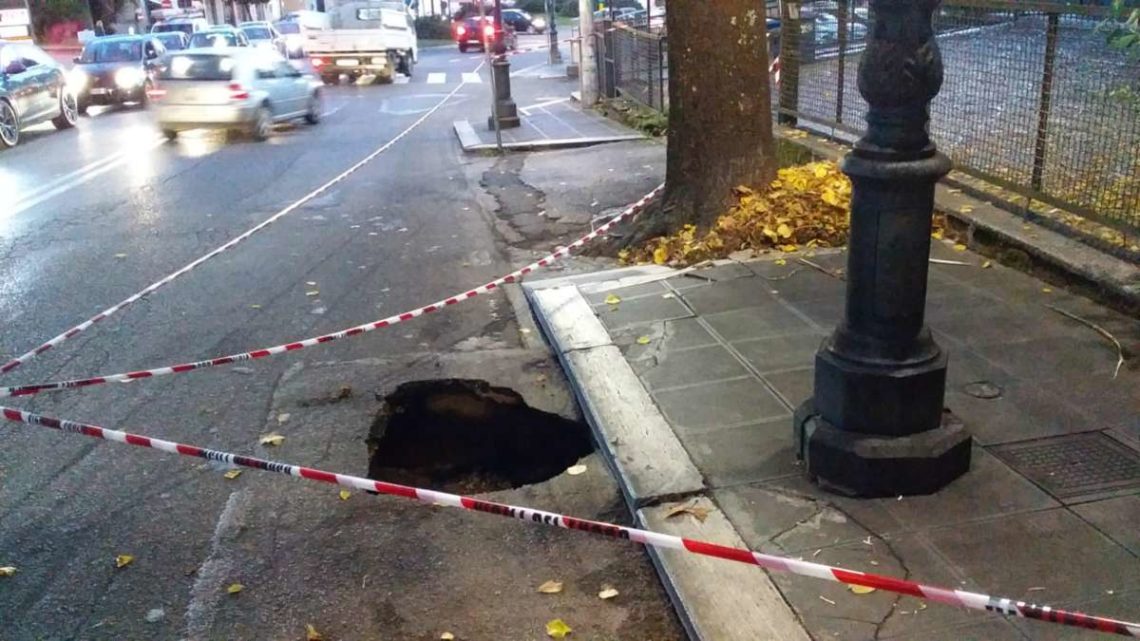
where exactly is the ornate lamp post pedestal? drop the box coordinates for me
[793,0,971,498]
[488,0,520,130]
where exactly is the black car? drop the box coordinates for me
[71,35,166,113]
[153,31,190,52]
[501,9,547,34]
[0,40,78,148]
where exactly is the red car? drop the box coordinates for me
[451,5,517,53]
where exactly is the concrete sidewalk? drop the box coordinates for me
[453,62,643,152]
[524,242,1140,640]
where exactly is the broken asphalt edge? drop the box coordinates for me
[522,274,812,641]
[776,124,1140,311]
[453,119,645,153]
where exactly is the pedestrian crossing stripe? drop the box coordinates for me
[461,72,482,84]
[427,72,446,84]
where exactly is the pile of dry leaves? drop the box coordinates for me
[622,161,853,266]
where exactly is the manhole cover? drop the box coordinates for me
[992,432,1140,500]
[367,379,594,494]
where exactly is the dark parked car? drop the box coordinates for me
[70,35,166,113]
[154,31,191,52]
[501,9,546,34]
[0,40,78,148]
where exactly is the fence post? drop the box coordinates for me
[835,0,848,124]
[1031,12,1059,193]
[779,0,802,125]
[658,36,666,112]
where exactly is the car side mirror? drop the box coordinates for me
[3,61,26,75]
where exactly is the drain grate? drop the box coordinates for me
[992,432,1140,500]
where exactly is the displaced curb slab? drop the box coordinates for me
[524,271,813,641]
[453,119,644,153]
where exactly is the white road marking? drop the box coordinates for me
[461,72,482,84]
[184,490,249,641]
[394,75,410,84]
[427,72,446,84]
[518,97,570,115]
[8,135,167,217]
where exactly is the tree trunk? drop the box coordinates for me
[641,0,778,239]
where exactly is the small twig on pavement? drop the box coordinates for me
[929,258,973,266]
[797,257,845,280]
[760,267,804,281]
[1045,304,1125,378]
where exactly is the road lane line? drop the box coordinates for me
[14,154,124,204]
[0,71,482,376]
[427,72,446,84]
[8,136,168,218]
[461,72,482,84]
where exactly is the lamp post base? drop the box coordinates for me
[794,400,972,498]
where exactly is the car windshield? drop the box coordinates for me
[156,34,186,49]
[189,31,239,48]
[153,22,193,34]
[158,53,236,80]
[80,39,142,63]
[275,22,300,34]
[242,26,272,39]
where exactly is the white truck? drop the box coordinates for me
[306,0,417,85]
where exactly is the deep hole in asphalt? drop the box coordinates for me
[367,379,594,494]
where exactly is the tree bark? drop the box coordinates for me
[640,0,778,239]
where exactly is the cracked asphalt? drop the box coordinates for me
[0,43,681,640]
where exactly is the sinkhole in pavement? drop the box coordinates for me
[367,379,594,494]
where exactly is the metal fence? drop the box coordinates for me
[597,0,1140,243]
[596,20,669,112]
[780,0,1140,239]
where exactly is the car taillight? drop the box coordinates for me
[311,57,325,67]
[456,25,466,36]
[483,24,495,38]
[146,87,166,101]
[228,82,250,101]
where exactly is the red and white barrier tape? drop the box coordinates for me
[0,77,477,377]
[0,185,663,399]
[1,403,1136,638]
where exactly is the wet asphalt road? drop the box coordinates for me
[0,41,684,641]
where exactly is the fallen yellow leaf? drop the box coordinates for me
[306,281,317,287]
[652,245,668,265]
[774,258,787,266]
[959,206,974,214]
[1042,287,1053,293]
[0,566,16,577]
[440,633,456,641]
[776,223,793,239]
[113,253,128,259]
[223,469,242,480]
[546,619,572,639]
[953,244,967,252]
[306,290,320,297]
[931,230,944,240]
[566,464,587,476]
[982,260,993,269]
[115,554,134,569]
[849,584,877,595]
[537,580,564,594]
[226,583,244,594]
[779,244,799,253]
[598,586,620,600]
[339,489,351,501]
[306,623,323,640]
[250,304,262,309]
[604,294,621,305]
[259,433,285,446]
[665,501,710,523]
[636,336,651,345]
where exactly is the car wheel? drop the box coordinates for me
[251,105,272,141]
[459,43,468,53]
[162,129,178,141]
[321,74,339,86]
[304,93,320,125]
[77,100,89,115]
[52,90,79,130]
[0,100,19,148]
[139,81,153,108]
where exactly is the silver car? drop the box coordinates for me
[149,48,321,141]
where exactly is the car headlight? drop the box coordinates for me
[67,67,88,90]
[532,17,546,28]
[115,67,145,88]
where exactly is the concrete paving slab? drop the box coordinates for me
[733,332,827,373]
[703,305,817,342]
[654,377,792,434]
[612,317,719,354]
[581,280,666,304]
[640,344,752,391]
[680,278,776,315]
[762,268,848,303]
[945,380,1097,446]
[1070,495,1140,556]
[764,367,815,408]
[678,418,801,486]
[595,294,693,331]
